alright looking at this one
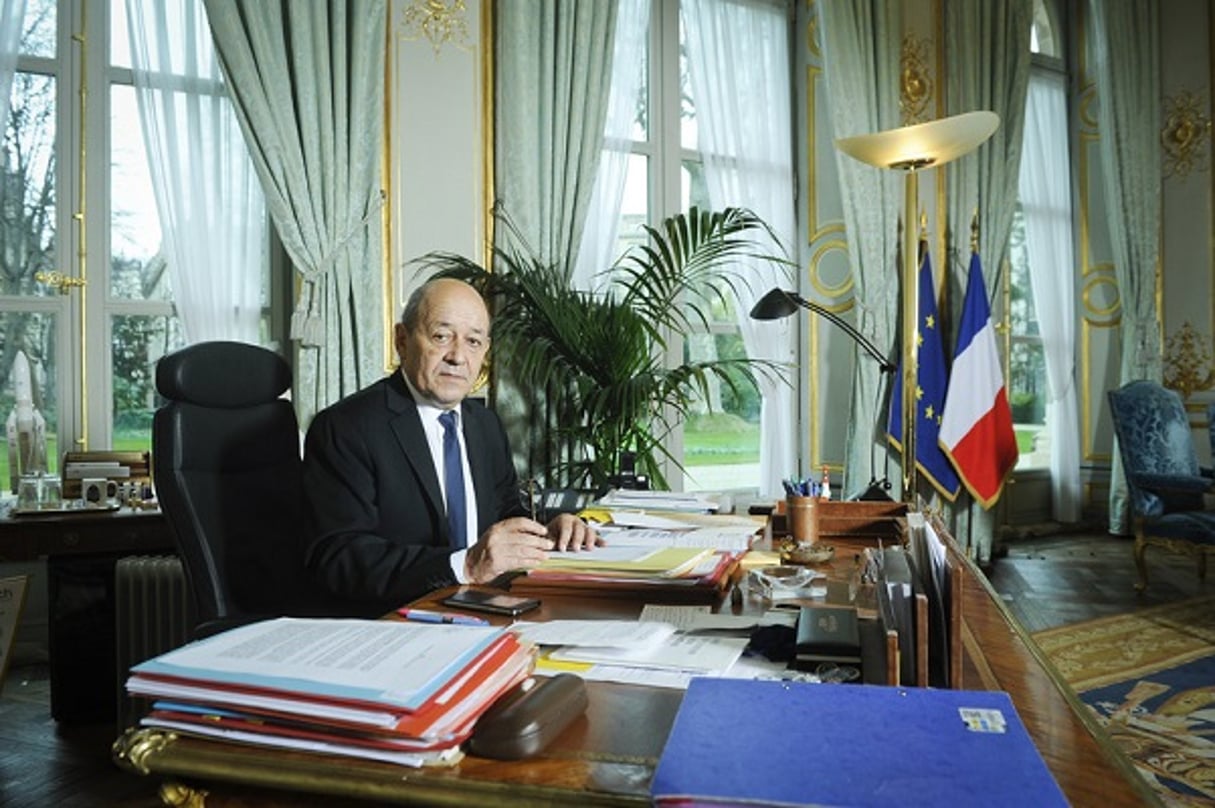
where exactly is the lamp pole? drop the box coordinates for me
[892,159,932,500]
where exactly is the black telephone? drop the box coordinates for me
[535,489,595,521]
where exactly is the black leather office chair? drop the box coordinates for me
[152,341,331,634]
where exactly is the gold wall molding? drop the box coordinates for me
[806,0,821,59]
[900,33,933,124]
[1161,89,1211,179]
[807,239,852,308]
[1163,321,1215,400]
[400,0,472,55]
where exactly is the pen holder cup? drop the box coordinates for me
[786,495,820,545]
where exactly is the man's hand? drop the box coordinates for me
[464,517,553,583]
[547,513,602,551]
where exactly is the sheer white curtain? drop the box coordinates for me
[0,0,24,119]
[1089,0,1162,534]
[571,0,648,292]
[684,0,797,498]
[1019,71,1080,523]
[126,0,263,344]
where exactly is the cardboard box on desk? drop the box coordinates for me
[770,500,907,543]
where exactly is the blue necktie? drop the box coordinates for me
[439,411,467,549]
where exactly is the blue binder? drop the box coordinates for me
[652,679,1068,807]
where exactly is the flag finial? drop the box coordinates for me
[970,210,980,253]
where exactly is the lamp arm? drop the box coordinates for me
[791,293,895,373]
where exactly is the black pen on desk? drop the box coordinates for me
[397,608,490,626]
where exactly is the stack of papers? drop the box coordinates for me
[595,489,723,513]
[513,541,739,603]
[125,617,534,767]
[518,611,799,690]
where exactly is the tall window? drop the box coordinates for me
[1007,0,1067,471]
[2,0,270,488]
[606,0,789,494]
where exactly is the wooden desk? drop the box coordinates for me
[0,505,171,563]
[111,525,1160,807]
[0,506,176,722]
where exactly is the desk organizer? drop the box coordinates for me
[770,500,907,543]
[815,500,907,540]
[61,450,151,500]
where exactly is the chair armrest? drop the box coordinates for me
[1130,472,1215,496]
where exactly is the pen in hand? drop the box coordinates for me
[397,608,490,626]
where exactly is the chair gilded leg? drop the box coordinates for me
[1133,528,1149,593]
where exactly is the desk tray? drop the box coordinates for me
[9,502,121,517]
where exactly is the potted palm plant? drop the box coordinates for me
[413,206,790,491]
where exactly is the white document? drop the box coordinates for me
[130,617,504,710]
[639,605,797,632]
[510,619,676,649]
[548,633,749,674]
[535,648,815,690]
[141,717,464,768]
[598,525,757,552]
[596,489,720,513]
[600,511,696,530]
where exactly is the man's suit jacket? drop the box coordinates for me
[302,373,526,616]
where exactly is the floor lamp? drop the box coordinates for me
[834,110,999,503]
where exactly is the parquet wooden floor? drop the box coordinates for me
[1,529,1210,806]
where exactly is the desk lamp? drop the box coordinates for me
[834,110,999,501]
[749,288,895,501]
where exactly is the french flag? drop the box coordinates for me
[939,251,1019,509]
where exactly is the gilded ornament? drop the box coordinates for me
[1161,90,1211,179]
[111,727,177,776]
[899,35,933,124]
[160,782,210,808]
[399,0,471,55]
[1162,321,1215,400]
[33,270,86,293]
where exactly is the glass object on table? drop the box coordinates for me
[39,475,62,509]
[16,473,41,511]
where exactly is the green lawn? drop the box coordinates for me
[684,420,760,466]
[686,422,1039,467]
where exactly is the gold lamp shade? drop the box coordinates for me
[835,110,1000,171]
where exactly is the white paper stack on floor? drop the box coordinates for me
[125,617,534,767]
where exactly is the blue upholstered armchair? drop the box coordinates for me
[1107,380,1215,591]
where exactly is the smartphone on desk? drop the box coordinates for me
[442,589,542,616]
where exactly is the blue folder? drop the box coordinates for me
[651,679,1068,807]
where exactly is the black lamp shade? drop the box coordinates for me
[749,289,801,320]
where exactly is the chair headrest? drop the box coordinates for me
[156,341,291,408]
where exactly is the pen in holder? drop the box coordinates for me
[786,495,820,546]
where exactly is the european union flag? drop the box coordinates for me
[887,243,961,501]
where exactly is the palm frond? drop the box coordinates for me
[409,206,791,489]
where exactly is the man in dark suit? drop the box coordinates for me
[303,277,599,616]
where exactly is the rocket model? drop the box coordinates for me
[7,350,48,493]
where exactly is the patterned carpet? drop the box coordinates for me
[1033,595,1215,807]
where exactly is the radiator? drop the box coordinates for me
[115,554,195,730]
